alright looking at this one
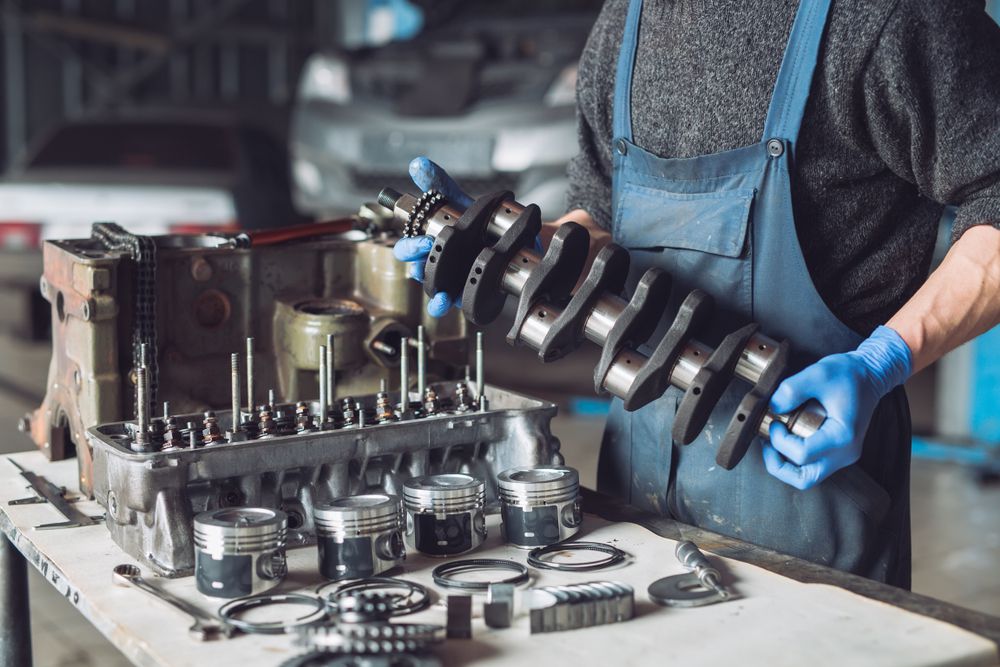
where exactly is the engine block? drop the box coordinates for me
[87,383,560,576]
[24,223,467,496]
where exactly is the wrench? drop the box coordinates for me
[112,564,231,640]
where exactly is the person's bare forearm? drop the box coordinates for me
[886,224,1000,373]
[542,209,611,276]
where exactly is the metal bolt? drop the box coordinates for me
[372,340,397,357]
[376,378,396,423]
[356,401,366,428]
[187,421,202,448]
[326,333,336,405]
[417,325,426,402]
[268,388,276,408]
[340,397,357,427]
[318,345,329,427]
[230,353,242,434]
[246,337,255,416]
[162,401,170,421]
[399,336,410,415]
[455,383,472,412]
[423,386,440,416]
[295,401,314,433]
[476,331,485,410]
[134,366,149,451]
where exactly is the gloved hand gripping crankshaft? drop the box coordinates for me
[378,184,827,471]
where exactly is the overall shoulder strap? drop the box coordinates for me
[612,0,645,143]
[761,0,834,145]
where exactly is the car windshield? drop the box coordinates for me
[27,122,236,171]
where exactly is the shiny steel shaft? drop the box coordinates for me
[326,333,336,405]
[318,345,329,426]
[400,336,410,407]
[388,192,822,440]
[134,366,149,449]
[476,331,485,410]
[230,353,241,431]
[246,337,255,415]
[416,325,426,402]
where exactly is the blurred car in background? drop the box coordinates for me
[0,114,299,340]
[0,114,298,247]
[291,0,602,220]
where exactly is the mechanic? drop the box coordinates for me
[394,0,1000,588]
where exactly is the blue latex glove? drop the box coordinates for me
[393,157,473,317]
[763,325,913,490]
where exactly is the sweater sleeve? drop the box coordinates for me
[564,0,626,230]
[861,0,1000,242]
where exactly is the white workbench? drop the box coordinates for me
[1,451,997,667]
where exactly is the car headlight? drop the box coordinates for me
[544,64,578,108]
[300,55,351,105]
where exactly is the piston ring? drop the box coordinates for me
[316,577,432,617]
[527,541,628,572]
[431,558,529,592]
[219,592,328,635]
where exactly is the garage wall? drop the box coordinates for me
[0,0,340,172]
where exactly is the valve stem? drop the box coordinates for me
[476,331,487,411]
[318,345,329,428]
[229,353,245,441]
[326,333,336,407]
[246,337,255,416]
[376,378,397,423]
[417,325,426,405]
[357,401,366,428]
[399,336,410,418]
[133,366,150,452]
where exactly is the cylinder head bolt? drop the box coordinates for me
[193,507,288,599]
[403,474,486,557]
[314,494,405,580]
[498,466,581,548]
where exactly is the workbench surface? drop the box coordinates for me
[2,451,998,667]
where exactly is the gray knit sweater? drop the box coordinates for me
[566,0,1000,334]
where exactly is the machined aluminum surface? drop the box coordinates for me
[498,465,581,548]
[314,494,405,580]
[88,383,559,576]
[403,474,486,557]
[193,507,288,598]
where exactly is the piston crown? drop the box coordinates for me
[403,473,485,513]
[193,506,287,554]
[498,465,580,506]
[314,494,403,537]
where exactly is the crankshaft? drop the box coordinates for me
[377,186,826,470]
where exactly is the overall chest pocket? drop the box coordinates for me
[613,182,754,257]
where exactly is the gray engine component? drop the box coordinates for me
[88,383,560,576]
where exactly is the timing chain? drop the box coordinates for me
[91,222,158,415]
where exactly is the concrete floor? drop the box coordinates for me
[0,332,997,665]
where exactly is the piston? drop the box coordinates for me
[498,466,581,548]
[403,474,486,557]
[314,494,405,580]
[193,507,288,599]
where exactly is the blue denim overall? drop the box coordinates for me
[597,0,912,586]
